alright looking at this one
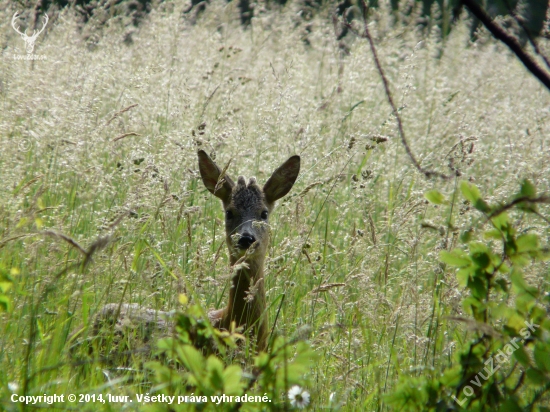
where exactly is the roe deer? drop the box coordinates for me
[198,150,300,351]
[81,151,299,358]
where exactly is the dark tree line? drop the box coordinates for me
[22,0,550,41]
[16,0,550,85]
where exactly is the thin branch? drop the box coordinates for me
[485,195,550,221]
[461,0,550,91]
[113,132,140,142]
[345,1,451,179]
[501,0,550,71]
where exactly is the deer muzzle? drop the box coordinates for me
[237,233,256,249]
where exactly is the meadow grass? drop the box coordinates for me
[1,0,549,410]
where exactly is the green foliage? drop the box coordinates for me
[386,180,550,410]
[460,181,490,213]
[424,189,446,205]
[144,302,316,411]
[0,266,15,312]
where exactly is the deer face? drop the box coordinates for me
[224,176,270,258]
[198,151,300,260]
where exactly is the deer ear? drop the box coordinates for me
[197,150,234,203]
[263,155,300,204]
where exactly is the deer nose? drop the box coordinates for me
[238,234,255,249]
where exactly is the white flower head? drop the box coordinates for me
[8,382,19,392]
[288,385,310,409]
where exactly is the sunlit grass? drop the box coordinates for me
[0,0,549,410]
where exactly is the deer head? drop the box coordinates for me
[198,150,300,264]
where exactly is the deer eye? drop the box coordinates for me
[261,211,268,220]
[226,210,234,220]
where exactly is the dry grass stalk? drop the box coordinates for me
[106,103,139,126]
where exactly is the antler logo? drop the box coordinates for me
[12,12,49,54]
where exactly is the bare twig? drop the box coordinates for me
[484,195,550,222]
[501,0,550,71]
[343,1,451,179]
[461,0,550,91]
[113,132,140,142]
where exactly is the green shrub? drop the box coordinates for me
[386,180,550,411]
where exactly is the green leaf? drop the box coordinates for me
[255,352,270,369]
[460,229,473,243]
[491,212,510,231]
[534,344,550,372]
[424,190,445,205]
[509,254,530,267]
[475,199,491,213]
[516,292,538,312]
[16,217,28,228]
[510,270,538,295]
[0,295,11,312]
[456,268,471,287]
[483,229,502,240]
[145,361,183,385]
[497,262,510,274]
[510,270,528,292]
[460,181,481,203]
[469,242,490,254]
[462,297,485,316]
[440,250,470,267]
[526,368,546,385]
[471,252,490,269]
[469,276,487,299]
[0,281,13,293]
[520,179,536,198]
[441,366,461,386]
[177,344,205,377]
[223,365,244,395]
[516,234,539,253]
[531,307,547,324]
[513,346,531,367]
[206,355,225,390]
[494,278,508,293]
[460,181,491,212]
[501,398,522,412]
[492,302,512,319]
[507,313,528,331]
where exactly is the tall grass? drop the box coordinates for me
[0,0,549,409]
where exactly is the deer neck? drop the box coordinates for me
[223,253,267,342]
